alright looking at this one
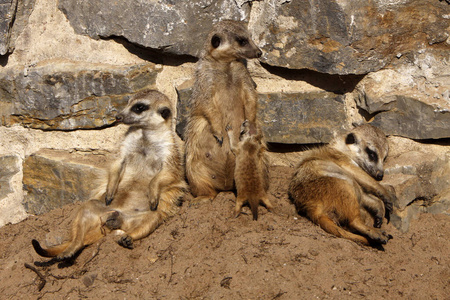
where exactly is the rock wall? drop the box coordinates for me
[0,0,449,230]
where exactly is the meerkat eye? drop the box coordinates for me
[366,147,378,162]
[131,103,149,114]
[236,37,248,46]
[158,107,171,120]
[345,133,356,145]
[211,35,221,48]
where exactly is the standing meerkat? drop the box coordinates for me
[227,120,272,220]
[32,90,188,260]
[288,124,396,245]
[185,20,264,203]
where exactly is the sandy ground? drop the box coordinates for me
[0,166,449,299]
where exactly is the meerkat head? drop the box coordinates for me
[205,20,262,62]
[238,120,258,141]
[335,124,389,181]
[116,89,173,129]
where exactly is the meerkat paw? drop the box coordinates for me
[374,216,383,228]
[149,199,159,211]
[369,229,391,245]
[105,194,114,206]
[146,191,159,211]
[189,195,213,207]
[213,134,223,146]
[118,235,134,249]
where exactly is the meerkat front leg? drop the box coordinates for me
[343,164,396,211]
[204,95,225,146]
[147,169,177,211]
[105,159,126,205]
[360,194,386,228]
[243,85,258,124]
[226,124,239,154]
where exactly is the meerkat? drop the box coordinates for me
[227,120,272,220]
[288,124,396,245]
[184,20,264,203]
[32,89,188,260]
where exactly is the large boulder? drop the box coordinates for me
[356,49,450,139]
[22,149,111,215]
[0,61,160,130]
[384,151,450,232]
[0,0,35,55]
[58,0,250,58]
[251,0,449,74]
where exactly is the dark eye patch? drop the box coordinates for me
[236,37,248,46]
[345,133,356,145]
[158,107,171,120]
[366,147,378,162]
[131,103,149,114]
[211,34,221,48]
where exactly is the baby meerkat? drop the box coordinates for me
[185,20,264,204]
[288,124,396,245]
[32,90,188,260]
[227,120,272,220]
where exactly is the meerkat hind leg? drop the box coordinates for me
[116,210,162,249]
[58,200,107,259]
[234,195,246,218]
[261,196,273,212]
[311,210,370,245]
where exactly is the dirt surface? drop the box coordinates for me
[0,166,449,299]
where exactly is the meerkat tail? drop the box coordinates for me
[249,199,259,221]
[32,239,71,258]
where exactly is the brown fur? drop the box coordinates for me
[288,124,396,245]
[32,90,188,260]
[227,121,272,220]
[185,20,263,203]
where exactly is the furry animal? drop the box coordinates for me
[288,124,396,245]
[185,20,263,203]
[32,89,188,260]
[227,120,272,220]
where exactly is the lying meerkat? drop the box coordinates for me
[288,124,396,245]
[227,120,272,220]
[32,89,188,260]
[185,20,264,204]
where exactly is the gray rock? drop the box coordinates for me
[0,154,20,199]
[384,151,450,231]
[258,92,347,144]
[176,82,347,144]
[0,0,35,55]
[251,0,449,74]
[22,149,110,215]
[58,0,250,58]
[357,95,450,140]
[356,48,450,139]
[0,62,160,130]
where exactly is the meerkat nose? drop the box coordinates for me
[115,114,124,122]
[375,172,384,181]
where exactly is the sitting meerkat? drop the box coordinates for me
[32,89,188,260]
[227,120,272,220]
[184,20,264,204]
[288,124,396,245]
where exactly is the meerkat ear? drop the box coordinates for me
[158,107,171,120]
[211,34,221,48]
[345,133,356,145]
